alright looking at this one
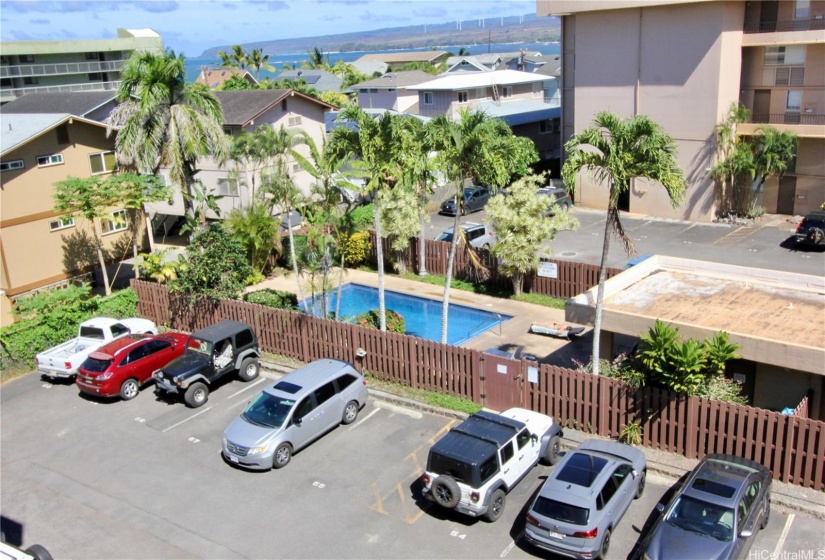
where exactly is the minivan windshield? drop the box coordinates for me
[242,391,295,429]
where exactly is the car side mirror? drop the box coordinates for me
[293,416,302,426]
[739,529,753,539]
[531,434,538,443]
[631,469,638,479]
[655,503,665,514]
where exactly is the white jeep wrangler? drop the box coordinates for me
[421,407,562,522]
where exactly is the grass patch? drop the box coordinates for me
[512,292,567,308]
[397,271,566,308]
[365,373,482,415]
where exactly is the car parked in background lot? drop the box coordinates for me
[538,186,573,215]
[524,439,647,559]
[435,222,495,251]
[794,210,825,248]
[76,332,190,400]
[643,453,771,560]
[222,359,368,470]
[440,185,491,216]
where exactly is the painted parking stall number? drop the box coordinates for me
[450,530,467,540]
[312,481,326,489]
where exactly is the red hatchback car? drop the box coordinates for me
[76,333,190,400]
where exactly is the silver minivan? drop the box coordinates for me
[222,359,368,470]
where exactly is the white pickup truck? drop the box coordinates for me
[35,317,157,379]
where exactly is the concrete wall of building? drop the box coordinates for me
[418,82,541,118]
[752,363,818,413]
[357,90,398,111]
[396,90,419,113]
[558,2,746,222]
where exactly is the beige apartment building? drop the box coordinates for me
[0,114,133,325]
[1,28,162,104]
[537,0,825,220]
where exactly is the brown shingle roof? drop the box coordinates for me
[195,68,258,89]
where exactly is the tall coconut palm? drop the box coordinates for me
[218,45,248,70]
[429,108,531,344]
[751,126,797,209]
[330,104,405,331]
[304,47,329,70]
[108,50,229,240]
[562,111,685,375]
[247,48,275,79]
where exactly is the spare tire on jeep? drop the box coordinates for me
[431,475,461,509]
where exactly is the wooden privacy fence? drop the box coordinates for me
[367,233,620,300]
[131,280,825,490]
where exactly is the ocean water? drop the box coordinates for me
[185,41,560,83]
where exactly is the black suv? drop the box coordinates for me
[421,408,561,522]
[440,185,491,216]
[794,210,825,248]
[153,320,261,408]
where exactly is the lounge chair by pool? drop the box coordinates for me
[529,322,585,340]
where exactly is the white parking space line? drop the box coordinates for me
[161,405,215,433]
[347,408,380,431]
[499,539,516,558]
[374,401,423,419]
[774,513,795,555]
[226,378,264,399]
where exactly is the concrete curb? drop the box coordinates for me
[259,361,824,520]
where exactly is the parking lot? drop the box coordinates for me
[2,371,823,559]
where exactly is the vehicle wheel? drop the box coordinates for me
[635,469,646,499]
[809,227,824,245]
[432,475,461,509]
[24,545,53,560]
[598,529,611,560]
[483,488,506,522]
[119,378,140,401]
[761,499,770,529]
[342,400,359,425]
[184,382,209,408]
[238,357,260,381]
[273,443,292,469]
[543,435,561,465]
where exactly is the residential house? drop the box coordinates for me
[195,68,259,89]
[355,51,450,68]
[0,91,118,123]
[145,89,334,229]
[444,52,546,74]
[347,71,433,114]
[274,69,343,94]
[536,0,825,220]
[0,114,132,325]
[0,28,162,104]
[408,70,562,162]
[566,255,825,420]
[349,60,388,77]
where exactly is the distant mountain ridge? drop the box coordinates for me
[200,13,559,57]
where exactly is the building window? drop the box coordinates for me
[37,154,64,167]
[764,46,806,66]
[288,115,302,126]
[101,209,127,234]
[281,99,287,112]
[0,160,25,172]
[292,163,301,173]
[786,90,802,111]
[359,88,368,94]
[216,177,240,196]
[0,78,11,88]
[795,0,810,19]
[49,217,75,231]
[502,86,513,99]
[56,124,69,145]
[85,52,100,60]
[23,76,39,85]
[19,54,34,63]
[223,127,233,136]
[0,56,8,64]
[423,92,433,105]
[539,120,555,134]
[476,88,486,100]
[457,91,469,104]
[89,151,117,175]
[88,73,104,81]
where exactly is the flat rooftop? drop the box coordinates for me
[566,256,825,375]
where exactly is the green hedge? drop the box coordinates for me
[243,289,298,310]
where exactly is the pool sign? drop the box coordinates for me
[537,262,558,278]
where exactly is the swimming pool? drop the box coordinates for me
[304,284,510,345]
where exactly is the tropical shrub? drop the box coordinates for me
[348,203,375,231]
[136,249,187,284]
[340,231,371,266]
[243,289,299,310]
[355,309,405,334]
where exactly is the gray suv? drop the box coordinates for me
[525,439,647,559]
[222,359,368,470]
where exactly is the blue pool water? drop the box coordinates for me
[304,284,510,345]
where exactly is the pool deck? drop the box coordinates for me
[253,268,593,368]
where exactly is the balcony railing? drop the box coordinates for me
[744,17,825,33]
[750,113,825,125]
[0,59,125,78]
[0,80,122,97]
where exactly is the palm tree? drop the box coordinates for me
[562,111,685,375]
[247,48,275,79]
[304,47,329,70]
[225,201,281,274]
[330,105,405,331]
[108,50,229,240]
[751,126,797,210]
[218,45,248,70]
[429,108,529,343]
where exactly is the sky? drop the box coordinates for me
[0,0,537,57]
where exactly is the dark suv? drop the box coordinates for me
[153,320,261,408]
[440,185,491,216]
[794,210,825,248]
